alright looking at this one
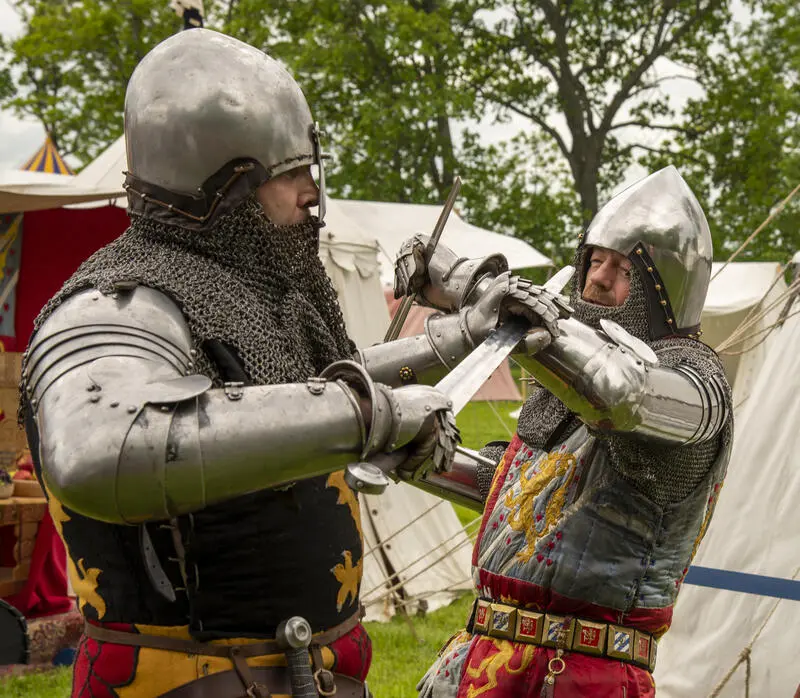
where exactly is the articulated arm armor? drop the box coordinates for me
[513,317,729,445]
[359,240,567,387]
[25,287,452,524]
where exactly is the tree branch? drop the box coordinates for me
[609,120,701,137]
[599,1,717,136]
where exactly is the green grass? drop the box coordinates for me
[0,401,520,697]
[364,593,475,697]
[0,667,72,697]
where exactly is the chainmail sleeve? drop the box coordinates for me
[600,338,733,507]
[475,441,510,500]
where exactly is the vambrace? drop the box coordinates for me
[355,311,474,387]
[24,288,422,524]
[513,317,729,445]
[408,442,508,512]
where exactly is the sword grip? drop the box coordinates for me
[276,616,317,698]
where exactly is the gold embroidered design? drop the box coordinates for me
[327,471,362,539]
[504,450,577,563]
[332,550,362,612]
[464,638,535,697]
[47,495,107,619]
[327,472,364,611]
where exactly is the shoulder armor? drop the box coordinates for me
[26,286,194,405]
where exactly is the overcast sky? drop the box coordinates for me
[1,0,736,193]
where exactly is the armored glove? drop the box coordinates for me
[463,271,572,340]
[393,234,508,312]
[374,383,461,481]
[320,360,459,481]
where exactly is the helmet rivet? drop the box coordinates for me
[647,267,653,273]
[667,318,673,324]
[655,284,661,291]
[636,248,643,255]
[660,299,667,306]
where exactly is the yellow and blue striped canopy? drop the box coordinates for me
[21,133,74,175]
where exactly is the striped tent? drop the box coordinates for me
[20,133,74,175]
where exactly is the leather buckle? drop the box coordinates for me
[573,619,607,656]
[314,667,337,696]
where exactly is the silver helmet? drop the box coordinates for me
[581,166,712,338]
[123,28,326,228]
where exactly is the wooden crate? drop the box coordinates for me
[0,496,47,593]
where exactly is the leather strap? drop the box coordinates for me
[157,666,366,698]
[83,607,363,658]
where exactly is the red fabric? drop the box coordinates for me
[5,510,73,619]
[456,637,655,698]
[15,206,129,348]
[73,622,138,697]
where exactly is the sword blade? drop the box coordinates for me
[434,264,574,416]
[384,176,463,343]
[435,318,533,416]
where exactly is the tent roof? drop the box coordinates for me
[704,261,784,315]
[20,134,75,175]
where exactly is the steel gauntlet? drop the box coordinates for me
[393,234,508,312]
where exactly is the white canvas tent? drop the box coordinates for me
[655,261,799,697]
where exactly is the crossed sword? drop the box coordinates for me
[346,177,574,494]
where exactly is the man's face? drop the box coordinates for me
[256,165,319,226]
[582,246,632,307]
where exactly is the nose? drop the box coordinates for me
[297,170,319,209]
[591,259,616,290]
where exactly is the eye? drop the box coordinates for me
[622,267,632,279]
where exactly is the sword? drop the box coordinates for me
[384,176,462,342]
[346,265,575,493]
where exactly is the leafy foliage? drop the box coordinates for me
[645,0,800,261]
[1,0,796,263]
[1,0,178,163]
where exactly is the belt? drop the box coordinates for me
[84,608,364,697]
[467,599,657,672]
[157,666,368,698]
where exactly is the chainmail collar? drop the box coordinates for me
[25,196,355,390]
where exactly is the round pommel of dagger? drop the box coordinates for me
[276,616,313,650]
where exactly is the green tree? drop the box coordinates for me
[1,0,177,164]
[645,0,799,261]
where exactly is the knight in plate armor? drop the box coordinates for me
[20,28,568,698]
[406,167,733,698]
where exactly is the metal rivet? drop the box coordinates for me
[667,318,673,324]
[447,401,453,408]
[161,406,170,412]
[425,405,432,412]
[647,267,653,273]
[86,385,95,392]
[89,395,100,403]
[127,406,137,413]
[92,295,99,301]
[636,248,643,255]
[655,284,661,291]
[110,401,119,408]
[660,300,667,306]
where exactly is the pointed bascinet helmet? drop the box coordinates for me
[579,166,713,340]
[123,28,327,230]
